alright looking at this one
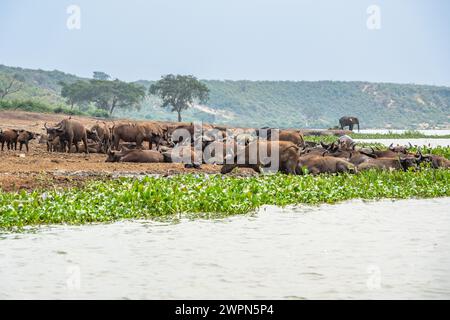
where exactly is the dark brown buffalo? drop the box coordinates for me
[45,119,89,154]
[111,123,146,150]
[141,122,166,150]
[91,122,111,151]
[46,135,67,152]
[420,154,450,168]
[296,154,356,175]
[357,156,420,171]
[363,143,413,158]
[167,123,196,145]
[323,148,375,166]
[221,140,300,174]
[17,130,36,152]
[259,128,305,147]
[0,129,19,151]
[86,128,100,143]
[106,149,164,163]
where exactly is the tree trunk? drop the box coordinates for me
[177,110,182,122]
[109,99,118,116]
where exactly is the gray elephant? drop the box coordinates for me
[339,116,360,131]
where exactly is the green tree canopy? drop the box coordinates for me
[0,73,25,100]
[59,79,146,115]
[60,80,92,109]
[93,71,111,81]
[149,74,209,122]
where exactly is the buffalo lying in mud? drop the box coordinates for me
[106,148,164,163]
[161,145,202,167]
[45,119,89,154]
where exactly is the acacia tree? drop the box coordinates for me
[0,74,25,100]
[93,71,111,81]
[60,80,91,109]
[149,74,209,122]
[90,79,146,116]
[59,79,146,115]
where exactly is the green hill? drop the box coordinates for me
[1,64,449,129]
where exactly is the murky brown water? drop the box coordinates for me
[1,198,450,299]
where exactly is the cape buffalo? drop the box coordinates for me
[106,149,164,163]
[420,154,450,168]
[111,123,146,150]
[259,129,305,147]
[296,154,356,175]
[220,140,300,174]
[141,122,166,150]
[0,129,19,151]
[17,130,36,152]
[91,122,111,151]
[45,119,89,154]
[357,156,420,171]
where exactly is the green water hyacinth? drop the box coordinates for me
[0,169,449,230]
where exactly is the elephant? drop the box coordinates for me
[339,116,360,131]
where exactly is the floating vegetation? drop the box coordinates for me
[1,168,449,230]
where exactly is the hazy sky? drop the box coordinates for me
[1,0,449,85]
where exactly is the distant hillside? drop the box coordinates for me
[1,64,449,129]
[0,64,84,105]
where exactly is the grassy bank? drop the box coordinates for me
[1,169,449,230]
[0,99,109,118]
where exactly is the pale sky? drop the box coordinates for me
[1,0,449,85]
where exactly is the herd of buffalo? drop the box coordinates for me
[0,117,449,174]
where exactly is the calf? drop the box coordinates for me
[17,130,36,152]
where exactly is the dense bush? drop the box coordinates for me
[0,99,53,113]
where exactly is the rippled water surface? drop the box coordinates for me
[1,198,450,299]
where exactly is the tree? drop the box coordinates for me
[89,79,146,116]
[59,79,146,115]
[93,71,111,81]
[149,74,209,122]
[0,74,25,100]
[60,80,91,109]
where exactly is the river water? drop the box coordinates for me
[1,197,450,300]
